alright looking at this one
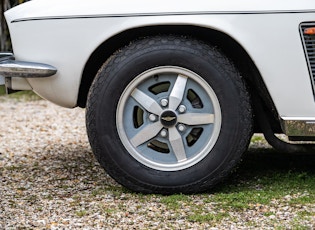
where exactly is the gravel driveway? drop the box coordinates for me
[0,97,314,229]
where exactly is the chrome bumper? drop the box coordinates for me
[0,53,57,79]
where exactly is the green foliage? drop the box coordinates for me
[188,212,229,223]
[152,148,315,226]
[0,90,41,101]
[76,210,88,218]
[0,85,5,95]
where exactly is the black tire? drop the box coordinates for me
[86,35,253,194]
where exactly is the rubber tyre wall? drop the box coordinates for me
[86,35,253,194]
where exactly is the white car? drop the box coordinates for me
[1,0,315,194]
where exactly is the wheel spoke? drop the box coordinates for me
[178,113,214,125]
[169,74,188,110]
[169,127,187,162]
[131,88,163,115]
[130,122,163,147]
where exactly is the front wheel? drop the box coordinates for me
[86,36,253,194]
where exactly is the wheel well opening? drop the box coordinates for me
[78,25,281,133]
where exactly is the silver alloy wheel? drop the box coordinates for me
[116,66,222,171]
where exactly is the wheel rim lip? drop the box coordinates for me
[116,66,222,171]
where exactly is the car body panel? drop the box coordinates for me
[4,0,315,121]
[4,0,315,21]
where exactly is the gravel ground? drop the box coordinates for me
[0,97,314,229]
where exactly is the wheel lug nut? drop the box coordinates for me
[160,99,168,107]
[178,124,186,132]
[149,114,157,122]
[160,129,168,137]
[178,105,186,113]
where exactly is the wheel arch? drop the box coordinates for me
[78,25,281,132]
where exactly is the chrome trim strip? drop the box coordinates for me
[0,53,57,78]
[11,9,315,23]
[282,118,315,136]
[0,52,14,60]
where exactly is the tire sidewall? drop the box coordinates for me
[88,37,250,192]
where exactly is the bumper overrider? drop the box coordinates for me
[0,52,57,89]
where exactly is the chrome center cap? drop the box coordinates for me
[160,110,177,127]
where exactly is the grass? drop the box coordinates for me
[1,88,315,228]
[76,210,88,218]
[188,211,230,223]
[0,86,41,101]
[147,147,315,227]
[0,85,5,95]
[160,194,191,209]
[147,146,315,227]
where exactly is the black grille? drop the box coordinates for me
[301,23,315,91]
